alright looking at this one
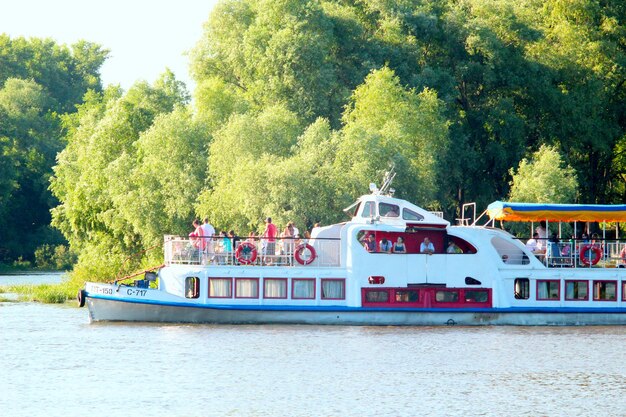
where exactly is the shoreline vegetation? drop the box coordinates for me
[0,268,75,304]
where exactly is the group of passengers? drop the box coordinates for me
[363,234,407,253]
[361,234,463,255]
[523,222,626,266]
[188,217,310,265]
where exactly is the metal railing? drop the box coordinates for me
[164,235,341,267]
[532,240,626,268]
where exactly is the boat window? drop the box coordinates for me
[491,236,528,265]
[464,290,488,303]
[208,278,232,298]
[365,290,389,303]
[465,277,482,285]
[565,280,588,301]
[185,277,200,299]
[264,278,287,299]
[514,278,530,300]
[380,203,399,217]
[321,279,345,300]
[292,278,315,299]
[395,290,419,303]
[537,280,560,300]
[362,201,375,218]
[623,282,626,302]
[402,208,424,221]
[235,278,259,298]
[435,290,459,303]
[593,280,617,301]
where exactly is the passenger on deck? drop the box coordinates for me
[591,233,602,249]
[420,237,435,255]
[288,221,299,239]
[229,230,239,250]
[619,245,626,268]
[189,219,206,251]
[201,218,215,253]
[536,221,547,251]
[379,238,392,253]
[393,237,406,253]
[262,217,278,265]
[281,225,294,255]
[447,241,462,254]
[220,231,232,264]
[364,234,376,252]
[525,233,539,253]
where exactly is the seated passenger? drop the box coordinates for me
[363,234,376,252]
[379,238,392,253]
[420,237,435,255]
[393,237,406,253]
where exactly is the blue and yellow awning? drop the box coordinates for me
[487,201,626,222]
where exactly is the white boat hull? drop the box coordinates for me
[86,297,626,326]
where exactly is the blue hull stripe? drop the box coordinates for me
[87,294,626,314]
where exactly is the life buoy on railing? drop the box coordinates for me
[579,244,602,266]
[235,242,257,265]
[294,243,316,265]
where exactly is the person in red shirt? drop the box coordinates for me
[188,219,206,262]
[263,217,277,265]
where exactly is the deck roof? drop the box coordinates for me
[486,201,626,222]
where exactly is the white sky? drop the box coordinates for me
[0,0,219,91]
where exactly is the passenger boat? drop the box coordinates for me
[78,176,626,325]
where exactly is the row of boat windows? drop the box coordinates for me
[514,278,626,301]
[362,288,490,304]
[185,277,345,300]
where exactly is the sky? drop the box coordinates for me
[1,0,219,91]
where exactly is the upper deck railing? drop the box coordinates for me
[164,235,341,267]
[513,239,626,269]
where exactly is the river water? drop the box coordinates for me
[1,274,625,417]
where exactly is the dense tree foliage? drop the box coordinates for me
[508,145,578,203]
[0,36,107,264]
[4,0,626,281]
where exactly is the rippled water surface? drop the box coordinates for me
[1,275,625,416]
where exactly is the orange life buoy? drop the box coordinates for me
[579,244,602,266]
[235,242,257,265]
[294,243,316,265]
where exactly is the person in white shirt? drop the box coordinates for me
[420,237,435,254]
[535,221,547,251]
[526,232,539,253]
[201,218,216,257]
[379,238,392,253]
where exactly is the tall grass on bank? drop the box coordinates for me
[0,280,77,303]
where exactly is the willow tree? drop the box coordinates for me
[50,72,190,279]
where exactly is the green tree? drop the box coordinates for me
[335,67,449,207]
[508,145,578,203]
[50,72,190,279]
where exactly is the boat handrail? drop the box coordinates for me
[511,238,626,269]
[164,235,341,267]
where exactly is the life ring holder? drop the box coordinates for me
[294,243,316,265]
[579,244,602,266]
[235,242,258,265]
